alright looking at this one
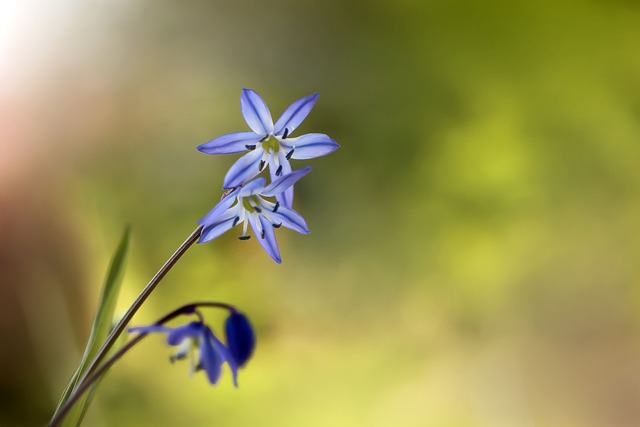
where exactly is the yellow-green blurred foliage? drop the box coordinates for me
[2,0,640,426]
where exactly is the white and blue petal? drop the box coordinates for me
[263,166,311,198]
[223,148,264,189]
[206,328,239,386]
[199,327,224,385]
[271,205,310,234]
[166,322,202,346]
[275,154,294,208]
[274,93,319,137]
[198,190,239,226]
[199,215,237,244]
[265,161,303,208]
[238,177,267,197]
[247,214,281,263]
[281,133,339,160]
[197,132,262,155]
[240,88,274,136]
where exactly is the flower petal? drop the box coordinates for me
[224,312,256,368]
[273,93,319,137]
[275,156,294,208]
[166,322,203,346]
[238,177,267,197]
[199,328,223,385]
[282,133,339,160]
[248,214,281,263]
[272,205,310,234]
[198,190,239,227]
[240,88,274,136]
[199,215,237,243]
[207,329,239,386]
[197,132,262,155]
[223,148,264,189]
[262,166,311,198]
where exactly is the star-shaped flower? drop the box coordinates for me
[198,167,312,264]
[197,89,339,207]
[129,321,240,386]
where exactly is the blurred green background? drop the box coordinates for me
[2,0,640,426]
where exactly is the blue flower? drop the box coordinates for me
[129,316,255,386]
[225,312,256,368]
[197,88,339,207]
[198,167,312,264]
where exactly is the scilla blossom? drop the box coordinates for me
[198,167,312,263]
[197,89,338,207]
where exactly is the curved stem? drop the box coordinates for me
[49,301,236,427]
[74,226,202,397]
[49,334,146,427]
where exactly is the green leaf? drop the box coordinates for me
[53,226,131,426]
[73,316,130,425]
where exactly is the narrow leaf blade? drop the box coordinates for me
[53,227,131,425]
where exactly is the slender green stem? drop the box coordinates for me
[71,227,202,401]
[49,301,236,427]
[50,305,194,427]
[49,333,146,427]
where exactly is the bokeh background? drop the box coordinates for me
[2,0,640,426]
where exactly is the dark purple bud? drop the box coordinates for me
[225,312,256,368]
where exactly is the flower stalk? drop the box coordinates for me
[49,302,240,427]
[69,226,203,403]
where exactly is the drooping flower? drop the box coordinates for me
[129,314,255,386]
[224,312,256,368]
[197,88,339,207]
[198,167,312,264]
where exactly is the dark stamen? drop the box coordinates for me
[260,134,269,142]
[272,201,280,212]
[170,353,187,363]
[282,128,289,139]
[275,165,282,176]
[286,149,294,160]
[245,144,256,150]
[260,230,265,239]
[239,235,251,240]
[259,160,266,171]
[232,216,240,227]
[253,206,262,213]
[273,223,282,228]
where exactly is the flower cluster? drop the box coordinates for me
[197,89,338,263]
[48,89,338,426]
[130,311,255,386]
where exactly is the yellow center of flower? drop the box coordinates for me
[242,196,263,213]
[261,135,280,153]
[242,198,255,212]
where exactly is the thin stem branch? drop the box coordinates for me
[49,334,145,427]
[49,301,236,427]
[73,226,202,398]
